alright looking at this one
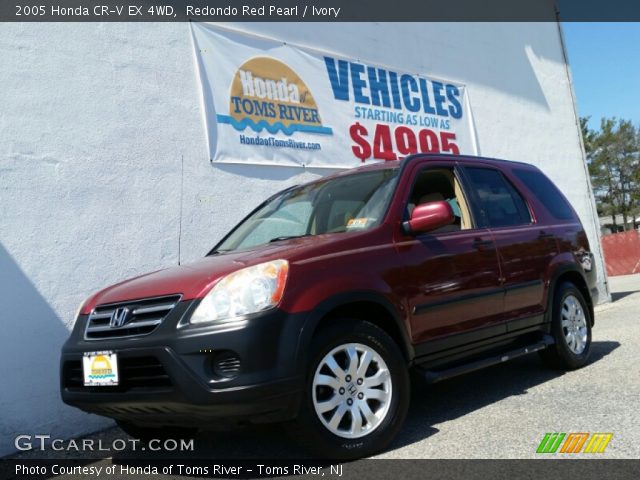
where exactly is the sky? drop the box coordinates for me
[562,23,640,132]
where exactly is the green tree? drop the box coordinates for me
[583,117,640,230]
[580,116,597,157]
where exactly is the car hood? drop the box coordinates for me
[81,232,369,313]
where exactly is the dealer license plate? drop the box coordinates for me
[83,351,119,386]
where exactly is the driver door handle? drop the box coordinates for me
[473,238,494,249]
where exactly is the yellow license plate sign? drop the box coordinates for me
[83,351,119,386]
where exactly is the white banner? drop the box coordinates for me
[191,23,479,168]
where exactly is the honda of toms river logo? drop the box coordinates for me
[536,432,613,454]
[87,355,116,381]
[217,56,333,136]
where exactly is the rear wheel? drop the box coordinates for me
[290,320,409,459]
[540,281,592,370]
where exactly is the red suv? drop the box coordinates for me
[61,154,597,458]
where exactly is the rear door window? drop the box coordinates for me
[463,167,532,228]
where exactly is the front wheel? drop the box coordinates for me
[290,320,409,459]
[540,281,592,370]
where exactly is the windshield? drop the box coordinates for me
[215,168,399,252]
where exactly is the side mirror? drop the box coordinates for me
[403,201,454,234]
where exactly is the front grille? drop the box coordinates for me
[63,356,172,391]
[84,295,181,340]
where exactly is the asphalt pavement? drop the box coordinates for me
[9,274,640,464]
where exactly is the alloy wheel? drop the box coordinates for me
[561,294,588,354]
[312,343,392,439]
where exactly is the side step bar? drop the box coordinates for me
[416,335,554,384]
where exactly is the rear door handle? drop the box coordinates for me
[538,231,554,239]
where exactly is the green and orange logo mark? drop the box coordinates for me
[537,432,613,454]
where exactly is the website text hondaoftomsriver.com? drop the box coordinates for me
[239,134,321,151]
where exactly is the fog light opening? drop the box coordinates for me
[211,351,241,380]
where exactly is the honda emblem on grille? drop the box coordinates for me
[110,307,130,328]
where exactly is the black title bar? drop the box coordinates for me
[1,459,639,480]
[2,1,640,22]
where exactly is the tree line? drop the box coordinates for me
[581,117,640,231]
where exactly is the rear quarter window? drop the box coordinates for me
[513,169,576,221]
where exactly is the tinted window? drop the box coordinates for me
[513,169,575,220]
[464,167,531,228]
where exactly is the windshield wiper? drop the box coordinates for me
[268,234,310,243]
[207,248,231,256]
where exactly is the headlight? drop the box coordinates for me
[189,259,289,325]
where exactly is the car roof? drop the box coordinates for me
[319,154,538,180]
[273,154,541,202]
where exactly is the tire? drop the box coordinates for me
[540,281,592,370]
[116,420,197,443]
[289,320,409,459]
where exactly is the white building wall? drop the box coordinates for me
[0,21,606,456]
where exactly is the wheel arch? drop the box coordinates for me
[296,292,414,369]
[549,265,594,326]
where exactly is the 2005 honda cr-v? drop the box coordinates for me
[61,154,597,458]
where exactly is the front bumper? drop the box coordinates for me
[60,300,307,427]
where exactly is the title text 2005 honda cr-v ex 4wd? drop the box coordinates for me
[61,154,597,458]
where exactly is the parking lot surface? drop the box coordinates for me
[11,275,640,462]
